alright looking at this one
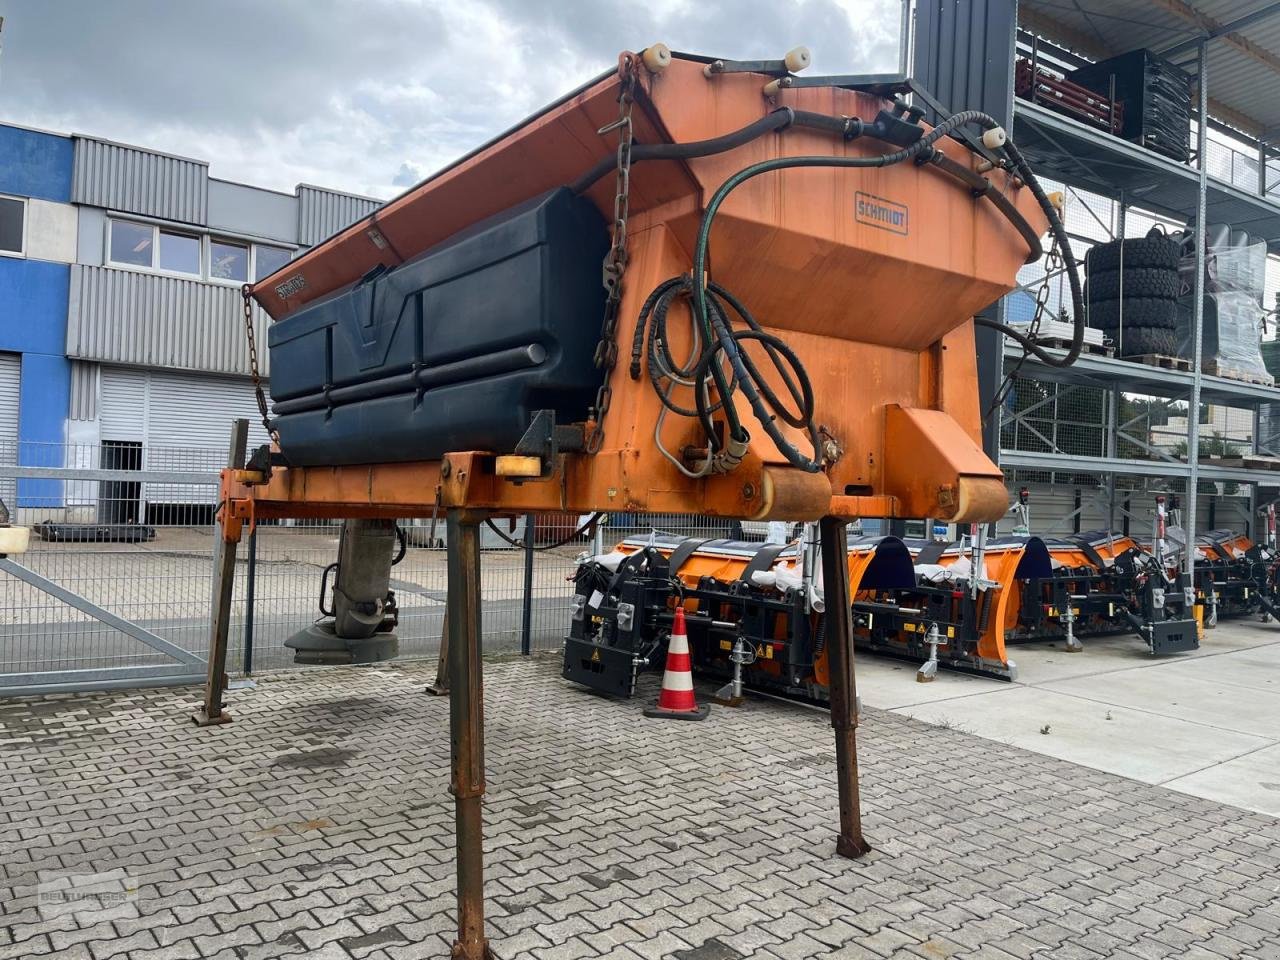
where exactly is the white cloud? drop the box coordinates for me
[0,0,903,198]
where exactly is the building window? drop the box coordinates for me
[158,230,200,275]
[0,197,25,256]
[109,219,200,276]
[109,219,153,267]
[254,244,291,281]
[210,239,249,282]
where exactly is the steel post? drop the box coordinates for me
[426,608,450,696]
[1183,41,1209,581]
[243,526,258,675]
[446,510,494,960]
[819,514,871,859]
[193,419,248,726]
[520,514,535,655]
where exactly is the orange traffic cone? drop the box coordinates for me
[644,607,709,721]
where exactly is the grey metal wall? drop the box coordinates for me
[72,136,209,224]
[296,184,381,246]
[68,360,99,421]
[913,0,1018,459]
[208,179,298,245]
[67,265,270,377]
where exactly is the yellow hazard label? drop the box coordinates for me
[1049,606,1057,616]
[946,627,955,638]
[590,648,601,662]
[719,639,732,651]
[764,645,773,659]
[905,622,918,633]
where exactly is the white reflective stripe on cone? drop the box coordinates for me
[662,671,694,692]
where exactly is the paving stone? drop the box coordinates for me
[7,658,1280,960]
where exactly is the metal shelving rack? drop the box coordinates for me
[1001,7,1280,575]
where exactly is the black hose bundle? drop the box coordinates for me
[602,92,1086,473]
[630,275,818,468]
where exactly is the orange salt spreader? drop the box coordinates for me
[201,46,1084,960]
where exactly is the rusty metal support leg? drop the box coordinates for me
[193,419,249,727]
[447,510,494,959]
[819,514,871,859]
[426,608,450,695]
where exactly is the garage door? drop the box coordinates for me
[145,369,272,458]
[0,354,19,509]
[99,367,272,503]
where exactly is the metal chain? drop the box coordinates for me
[986,238,1064,425]
[1031,243,1062,334]
[584,57,637,455]
[240,283,277,442]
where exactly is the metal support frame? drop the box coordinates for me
[446,510,494,960]
[819,515,871,859]
[1184,43,1209,580]
[199,440,878,956]
[193,419,248,726]
[426,608,450,696]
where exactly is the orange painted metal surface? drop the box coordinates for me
[238,53,1046,525]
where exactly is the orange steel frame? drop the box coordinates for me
[196,50,1050,958]
[202,461,872,960]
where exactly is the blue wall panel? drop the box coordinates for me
[0,257,71,506]
[0,126,73,202]
[17,352,70,507]
[0,258,69,355]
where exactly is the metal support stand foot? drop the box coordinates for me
[711,634,750,706]
[194,419,248,727]
[426,609,450,696]
[819,515,871,859]
[447,511,495,960]
[915,622,940,682]
[1062,603,1083,653]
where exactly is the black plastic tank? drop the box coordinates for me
[267,187,609,465]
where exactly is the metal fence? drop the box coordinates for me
[0,441,745,695]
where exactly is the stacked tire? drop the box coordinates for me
[1085,232,1182,357]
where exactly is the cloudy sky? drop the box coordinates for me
[0,0,903,200]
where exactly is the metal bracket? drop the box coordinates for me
[513,410,587,476]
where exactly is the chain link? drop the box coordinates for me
[584,57,637,455]
[240,283,277,442]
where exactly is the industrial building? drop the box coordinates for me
[0,120,380,519]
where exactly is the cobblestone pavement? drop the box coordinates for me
[2,657,1279,960]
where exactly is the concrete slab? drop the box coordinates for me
[1039,661,1280,739]
[1148,640,1280,694]
[1165,743,1280,816]
[875,619,1280,817]
[890,685,1273,784]
[854,655,1003,710]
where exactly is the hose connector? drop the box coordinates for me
[710,434,749,475]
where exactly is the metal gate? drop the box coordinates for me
[0,448,217,695]
[0,437,744,696]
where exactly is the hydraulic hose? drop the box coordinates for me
[690,110,1039,470]
[690,112,1086,439]
[570,109,797,194]
[976,137,1086,369]
[617,100,1087,472]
